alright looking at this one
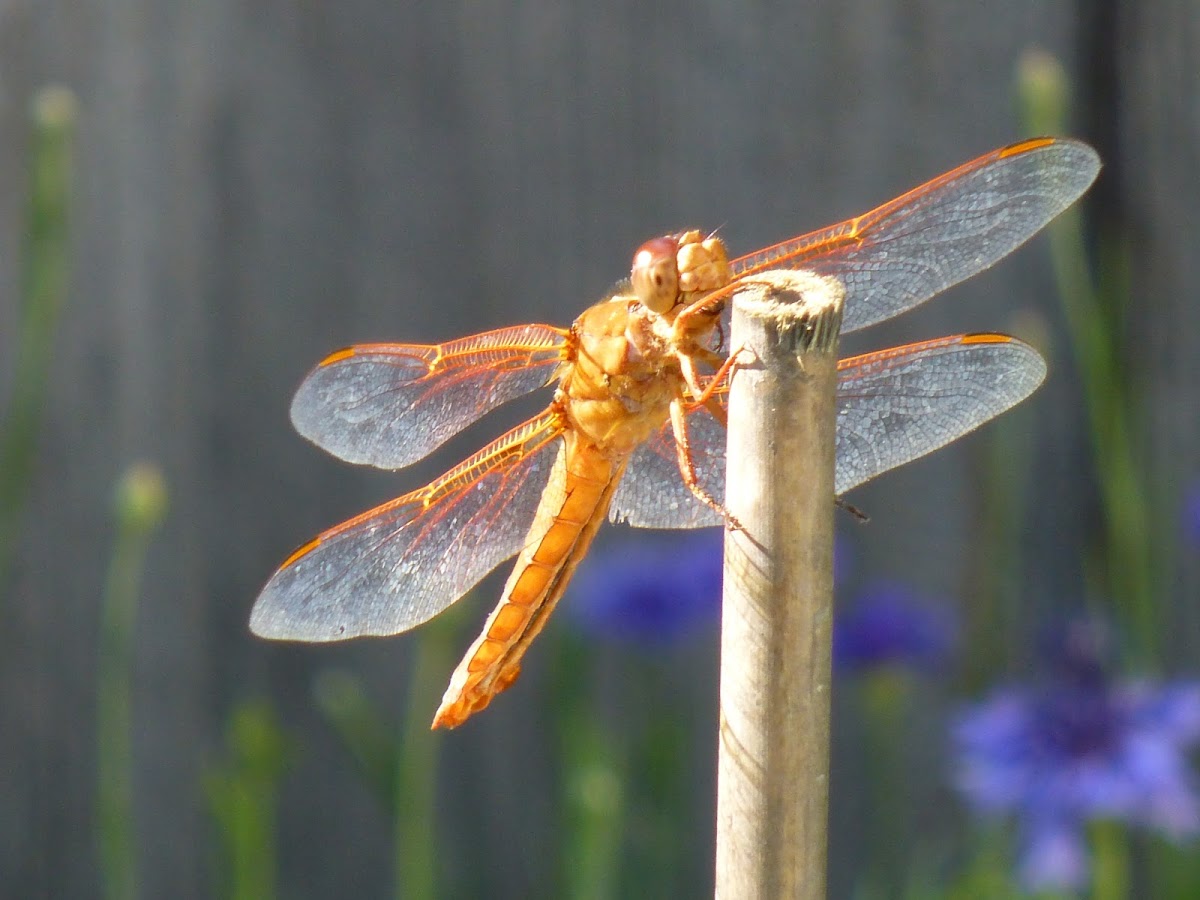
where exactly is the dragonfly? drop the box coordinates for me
[251,136,1100,728]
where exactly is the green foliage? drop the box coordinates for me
[0,85,77,595]
[553,635,627,900]
[313,602,462,900]
[97,463,169,900]
[1016,50,1155,660]
[204,700,292,900]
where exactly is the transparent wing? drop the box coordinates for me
[610,408,726,529]
[833,334,1044,492]
[251,410,564,641]
[609,334,1045,528]
[290,324,568,470]
[723,137,1099,334]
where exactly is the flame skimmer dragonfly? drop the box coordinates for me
[252,136,1099,728]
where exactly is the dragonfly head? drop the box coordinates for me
[630,234,681,315]
[630,230,731,318]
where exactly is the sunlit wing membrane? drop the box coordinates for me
[250,410,565,640]
[833,334,1044,492]
[608,334,1045,528]
[726,137,1100,334]
[610,406,726,529]
[289,324,568,470]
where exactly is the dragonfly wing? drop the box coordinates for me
[290,324,567,470]
[609,406,725,529]
[251,410,564,641]
[835,334,1045,493]
[728,137,1100,334]
[609,334,1043,527]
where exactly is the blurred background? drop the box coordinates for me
[3,1,1199,897]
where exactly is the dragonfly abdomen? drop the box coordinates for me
[431,433,626,728]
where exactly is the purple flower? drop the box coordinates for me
[952,621,1200,891]
[566,531,723,645]
[1183,480,1200,549]
[567,533,852,646]
[833,581,957,673]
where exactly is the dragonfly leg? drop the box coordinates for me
[681,344,758,429]
[836,496,871,523]
[679,353,723,419]
[690,345,756,405]
[671,286,731,338]
[669,397,742,531]
[699,395,727,428]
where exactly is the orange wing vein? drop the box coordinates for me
[250,409,566,641]
[290,324,568,470]
[610,334,1045,529]
[711,137,1099,334]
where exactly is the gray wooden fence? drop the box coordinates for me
[2,1,1196,897]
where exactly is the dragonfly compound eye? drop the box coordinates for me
[630,235,681,314]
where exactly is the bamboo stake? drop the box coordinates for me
[714,270,844,899]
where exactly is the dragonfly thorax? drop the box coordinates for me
[559,296,684,454]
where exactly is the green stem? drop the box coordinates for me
[972,386,1039,687]
[1090,820,1129,900]
[312,611,454,900]
[0,86,77,595]
[1048,214,1154,659]
[97,465,167,900]
[312,670,396,805]
[97,541,139,900]
[1017,52,1156,661]
[224,780,277,900]
[555,633,626,900]
[861,672,912,891]
[205,701,289,900]
[393,609,458,900]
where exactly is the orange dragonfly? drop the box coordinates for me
[251,136,1100,728]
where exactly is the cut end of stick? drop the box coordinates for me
[731,270,845,354]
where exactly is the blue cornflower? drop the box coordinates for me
[566,531,723,645]
[1183,480,1200,549]
[952,621,1200,891]
[568,532,852,645]
[833,581,957,673]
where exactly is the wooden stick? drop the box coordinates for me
[714,270,844,900]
